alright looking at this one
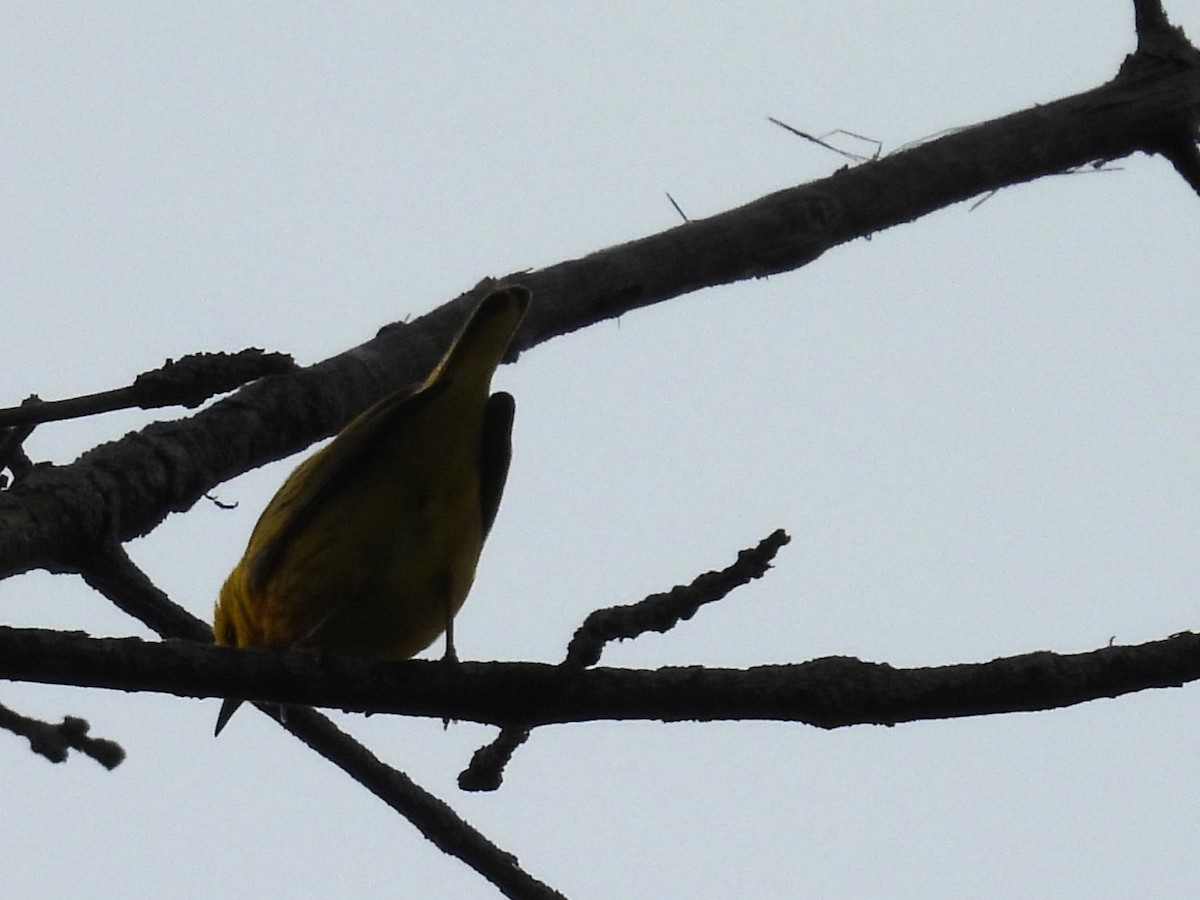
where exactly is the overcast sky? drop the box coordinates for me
[4,3,1200,898]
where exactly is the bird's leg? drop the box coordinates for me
[442,595,458,663]
[441,596,459,730]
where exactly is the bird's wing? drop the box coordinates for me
[478,391,516,540]
[244,381,446,592]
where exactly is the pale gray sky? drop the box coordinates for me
[4,3,1200,898]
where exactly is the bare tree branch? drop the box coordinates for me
[273,707,566,900]
[3,12,1199,894]
[460,727,531,793]
[75,548,563,900]
[0,699,125,769]
[564,529,791,668]
[0,350,295,430]
[461,530,791,791]
[2,46,1197,579]
[2,623,1196,729]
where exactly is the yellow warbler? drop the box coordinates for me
[213,285,529,734]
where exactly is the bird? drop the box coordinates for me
[212,284,530,734]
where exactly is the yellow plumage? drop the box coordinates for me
[212,285,529,733]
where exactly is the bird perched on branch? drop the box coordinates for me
[212,285,530,734]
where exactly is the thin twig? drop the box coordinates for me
[665,191,689,222]
[768,117,873,162]
[462,530,792,791]
[0,699,125,769]
[564,529,791,668]
[0,349,294,428]
[459,727,531,792]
